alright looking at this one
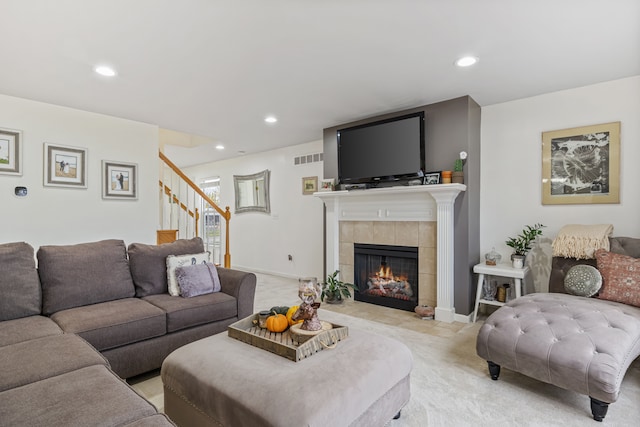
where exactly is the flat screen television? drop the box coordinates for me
[337,112,425,185]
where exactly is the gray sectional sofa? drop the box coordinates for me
[0,238,256,426]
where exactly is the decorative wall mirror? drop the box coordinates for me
[233,169,271,214]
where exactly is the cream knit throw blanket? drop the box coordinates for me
[552,224,613,259]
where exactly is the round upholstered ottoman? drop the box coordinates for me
[162,325,412,427]
[476,293,640,421]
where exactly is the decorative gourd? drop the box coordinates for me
[286,305,303,326]
[265,313,288,333]
[269,306,290,315]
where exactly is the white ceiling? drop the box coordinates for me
[1,1,638,167]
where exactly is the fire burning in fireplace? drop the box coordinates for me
[366,262,414,300]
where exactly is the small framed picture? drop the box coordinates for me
[44,143,87,188]
[319,178,335,191]
[0,127,23,176]
[302,176,318,195]
[102,160,138,199]
[423,171,441,185]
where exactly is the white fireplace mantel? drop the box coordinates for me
[315,184,466,323]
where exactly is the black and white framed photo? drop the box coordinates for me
[423,171,441,185]
[102,160,138,199]
[542,122,620,205]
[0,127,23,176]
[44,143,87,188]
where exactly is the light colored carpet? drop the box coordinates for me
[130,273,640,426]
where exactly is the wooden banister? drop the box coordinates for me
[159,151,231,268]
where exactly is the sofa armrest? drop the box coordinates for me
[217,268,256,319]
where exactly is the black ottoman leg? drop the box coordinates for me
[487,361,501,380]
[393,410,401,419]
[590,397,609,422]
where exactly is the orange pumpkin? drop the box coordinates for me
[265,313,288,333]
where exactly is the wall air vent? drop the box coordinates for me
[294,153,323,166]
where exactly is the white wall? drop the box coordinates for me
[184,140,325,280]
[0,94,159,250]
[481,76,640,289]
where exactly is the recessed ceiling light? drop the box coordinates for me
[215,144,225,150]
[265,116,278,124]
[455,56,478,67]
[94,65,117,77]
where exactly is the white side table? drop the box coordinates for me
[472,262,529,322]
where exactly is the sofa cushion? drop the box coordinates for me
[0,334,107,392]
[50,298,167,351]
[128,237,205,297]
[0,242,42,320]
[142,292,237,333]
[176,262,221,298]
[166,252,210,296]
[596,249,640,307]
[0,315,62,348]
[0,365,158,426]
[37,239,136,315]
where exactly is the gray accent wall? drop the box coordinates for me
[323,96,481,316]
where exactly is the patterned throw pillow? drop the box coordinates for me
[166,252,210,296]
[595,249,640,307]
[564,264,602,297]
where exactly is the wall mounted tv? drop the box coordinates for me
[337,112,425,185]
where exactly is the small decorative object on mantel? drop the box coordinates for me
[484,247,502,265]
[441,170,452,184]
[319,178,335,191]
[452,151,467,184]
[506,223,545,268]
[423,171,441,185]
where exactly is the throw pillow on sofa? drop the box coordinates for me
[128,237,204,297]
[175,262,221,298]
[0,242,42,321]
[166,252,210,296]
[595,248,640,307]
[563,264,602,297]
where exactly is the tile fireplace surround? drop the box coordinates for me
[315,184,466,323]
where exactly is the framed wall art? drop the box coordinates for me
[0,127,23,176]
[43,143,87,188]
[542,122,620,205]
[423,171,441,185]
[302,176,318,195]
[102,160,138,199]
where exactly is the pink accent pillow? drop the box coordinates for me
[595,249,640,307]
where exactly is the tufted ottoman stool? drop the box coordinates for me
[476,293,640,422]
[162,325,412,427]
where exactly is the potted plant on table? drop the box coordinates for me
[321,270,356,304]
[505,223,545,268]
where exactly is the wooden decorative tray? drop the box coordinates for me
[227,314,348,362]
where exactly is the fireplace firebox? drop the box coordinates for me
[353,243,418,312]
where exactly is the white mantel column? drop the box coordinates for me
[429,188,463,322]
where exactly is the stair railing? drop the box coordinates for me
[159,151,231,268]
